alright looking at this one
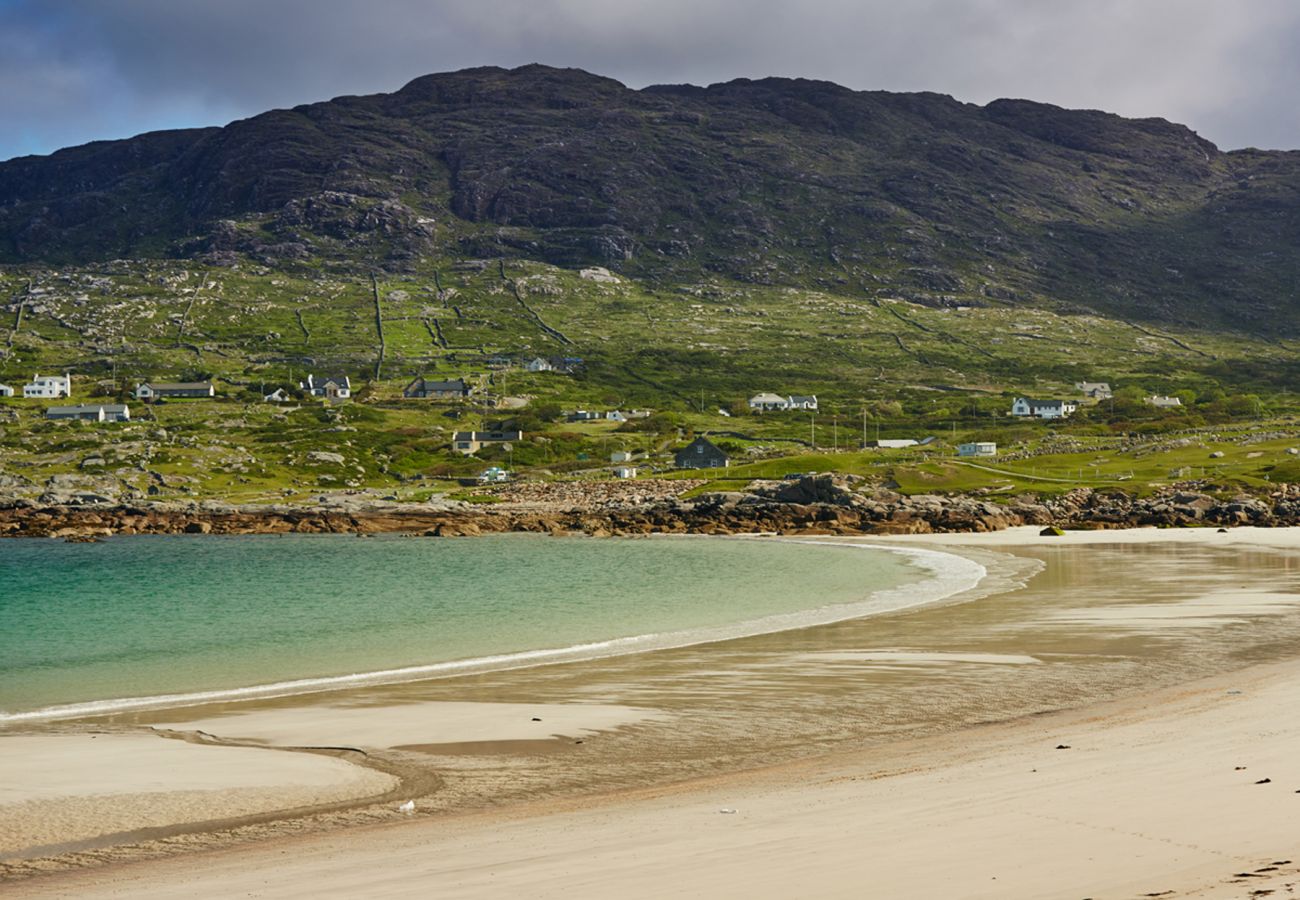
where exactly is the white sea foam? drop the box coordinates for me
[0,540,986,724]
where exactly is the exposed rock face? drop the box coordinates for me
[3,65,1299,331]
[4,476,1298,540]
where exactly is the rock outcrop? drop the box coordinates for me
[4,476,1298,540]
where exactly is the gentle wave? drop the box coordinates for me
[0,540,985,724]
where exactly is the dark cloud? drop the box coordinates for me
[3,0,1299,160]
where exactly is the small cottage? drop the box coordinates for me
[134,381,215,401]
[1147,395,1183,408]
[404,377,471,399]
[1010,398,1077,419]
[300,375,351,399]
[674,437,730,469]
[46,403,130,423]
[0,384,13,397]
[957,442,997,457]
[452,430,523,455]
[748,392,790,412]
[1075,381,1113,400]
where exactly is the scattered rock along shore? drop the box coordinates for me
[3,475,1300,540]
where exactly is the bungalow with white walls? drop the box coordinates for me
[134,381,215,401]
[46,404,130,422]
[300,375,351,399]
[748,392,790,412]
[1010,397,1077,419]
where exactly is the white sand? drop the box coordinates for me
[13,658,1300,899]
[0,734,395,857]
[157,700,666,749]
[869,522,1300,548]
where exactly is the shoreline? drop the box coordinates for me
[11,655,1300,898]
[5,527,1300,895]
[1,537,988,726]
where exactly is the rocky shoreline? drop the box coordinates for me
[3,474,1299,540]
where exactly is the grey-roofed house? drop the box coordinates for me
[674,436,730,469]
[301,374,351,399]
[1075,381,1113,400]
[134,381,215,401]
[748,392,790,412]
[47,404,130,422]
[404,377,471,399]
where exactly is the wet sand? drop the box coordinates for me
[12,658,1300,899]
[6,527,1300,896]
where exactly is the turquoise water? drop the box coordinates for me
[0,534,980,720]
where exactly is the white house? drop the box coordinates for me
[0,384,13,397]
[1010,397,1077,419]
[300,374,351,399]
[1075,381,1113,400]
[872,438,919,449]
[525,357,555,373]
[749,392,790,412]
[611,450,634,463]
[23,373,71,399]
[605,410,627,422]
[1147,395,1183,408]
[787,395,819,410]
[958,442,997,457]
[264,387,291,403]
[613,465,638,479]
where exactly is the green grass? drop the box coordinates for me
[2,256,1299,503]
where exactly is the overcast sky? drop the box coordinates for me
[3,0,1300,162]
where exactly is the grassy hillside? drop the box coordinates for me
[1,254,1296,504]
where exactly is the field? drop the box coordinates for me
[1,256,1297,504]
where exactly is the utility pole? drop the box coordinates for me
[832,414,838,452]
[861,406,867,450]
[810,413,816,450]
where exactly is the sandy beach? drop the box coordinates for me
[5,526,1300,898]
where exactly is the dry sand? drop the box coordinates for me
[8,527,1300,897]
[11,658,1300,899]
[0,734,396,858]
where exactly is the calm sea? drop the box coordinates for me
[0,534,982,721]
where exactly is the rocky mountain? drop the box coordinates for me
[3,64,1300,332]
